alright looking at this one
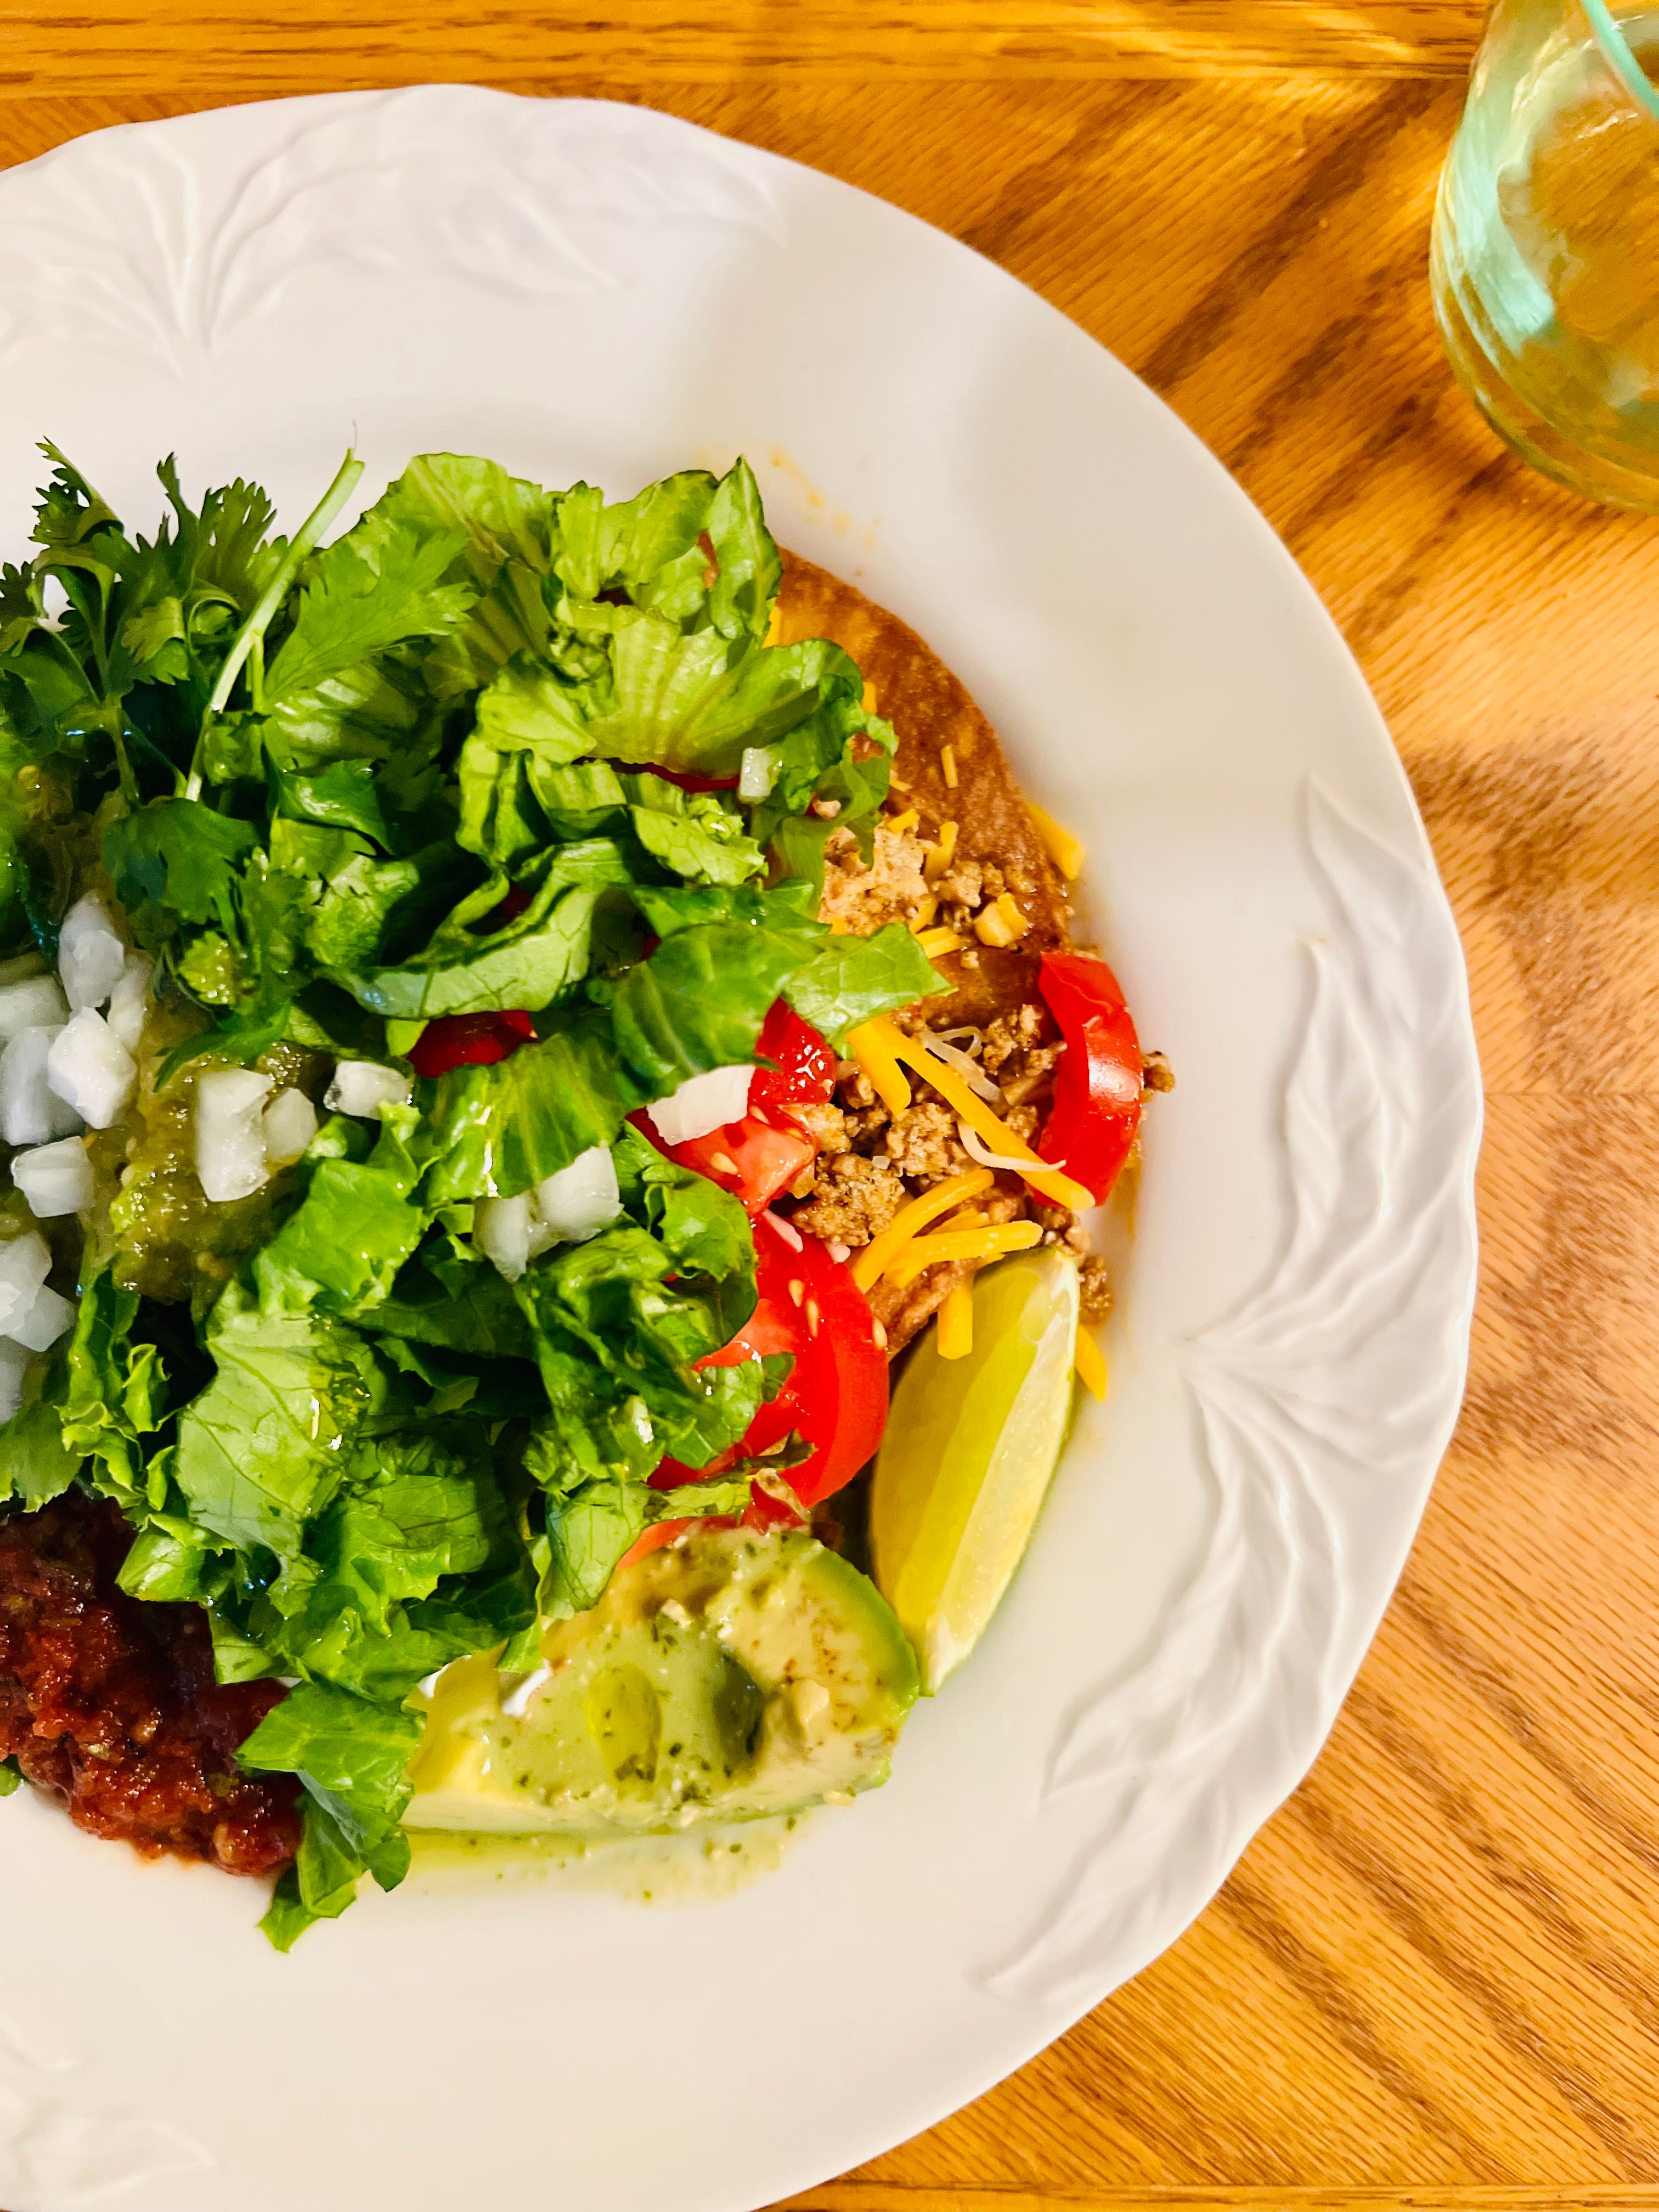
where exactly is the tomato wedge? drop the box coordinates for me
[636,1001,835,1218]
[650,1213,889,1514]
[749,1001,836,1117]
[1035,951,1143,1203]
[665,1118,816,1220]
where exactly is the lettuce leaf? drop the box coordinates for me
[605,921,819,1094]
[239,1681,426,1949]
[783,922,951,1049]
[539,1470,753,1617]
[173,1286,386,1565]
[422,1010,642,1203]
[627,775,765,888]
[513,1222,765,1479]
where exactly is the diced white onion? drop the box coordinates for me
[325,1060,413,1118]
[646,1065,753,1147]
[0,1338,32,1423]
[262,1087,318,1166]
[57,893,126,1012]
[46,1009,137,1130]
[9,1284,75,1353]
[737,746,776,802]
[919,1032,1002,1103]
[955,1117,1066,1175]
[1,1029,81,1147]
[10,1136,93,1218]
[0,1232,52,1337]
[476,1192,532,1282]
[0,973,70,1041]
[195,1068,273,1203]
[105,951,154,1053]
[531,1146,620,1249]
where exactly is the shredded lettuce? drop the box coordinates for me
[0,440,947,1944]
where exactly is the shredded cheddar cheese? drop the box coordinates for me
[879,1025,1095,1212]
[974,894,1030,949]
[861,681,878,715]
[910,894,939,933]
[889,1221,1043,1292]
[847,1017,913,1118]
[1028,801,1086,882]
[764,603,782,648]
[850,1167,994,1291]
[1074,1325,1108,1400]
[885,807,919,836]
[941,745,958,789]
[916,927,964,958]
[937,1282,974,1360]
[924,820,958,880]
[828,915,853,934]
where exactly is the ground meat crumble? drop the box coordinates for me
[0,1492,301,1877]
[817,823,932,934]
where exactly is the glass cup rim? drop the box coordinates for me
[1581,0,1659,122]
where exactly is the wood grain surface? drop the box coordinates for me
[7,6,1659,2210]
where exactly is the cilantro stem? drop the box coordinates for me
[185,447,364,800]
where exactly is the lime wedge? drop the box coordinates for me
[870,1250,1080,1692]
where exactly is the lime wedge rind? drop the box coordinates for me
[870,1251,1081,1693]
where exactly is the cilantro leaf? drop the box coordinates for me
[264,510,477,704]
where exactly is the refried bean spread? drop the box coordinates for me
[0,1494,301,1876]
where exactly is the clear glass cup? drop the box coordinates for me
[1432,0,1659,508]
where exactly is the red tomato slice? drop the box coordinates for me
[632,1002,832,1219]
[667,1117,815,1220]
[749,1001,836,1118]
[408,1008,535,1079]
[1036,951,1143,1203]
[650,1213,889,1516]
[646,766,741,793]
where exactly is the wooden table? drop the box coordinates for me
[8,7,1659,2209]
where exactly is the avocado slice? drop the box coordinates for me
[404,1528,920,1836]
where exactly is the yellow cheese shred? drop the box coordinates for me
[909,894,939,933]
[850,1167,994,1292]
[937,1282,974,1360]
[847,1018,914,1118]
[889,1220,1043,1292]
[924,820,958,881]
[764,602,783,648]
[867,1020,1095,1213]
[915,927,964,958]
[885,806,919,836]
[1074,1325,1108,1400]
[1028,802,1086,883]
[974,894,1030,949]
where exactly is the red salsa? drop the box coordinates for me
[0,1493,302,1877]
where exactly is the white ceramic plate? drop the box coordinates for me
[0,88,1480,2212]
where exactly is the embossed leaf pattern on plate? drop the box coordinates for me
[0,2016,213,2209]
[983,786,1479,2008]
[0,87,783,373]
